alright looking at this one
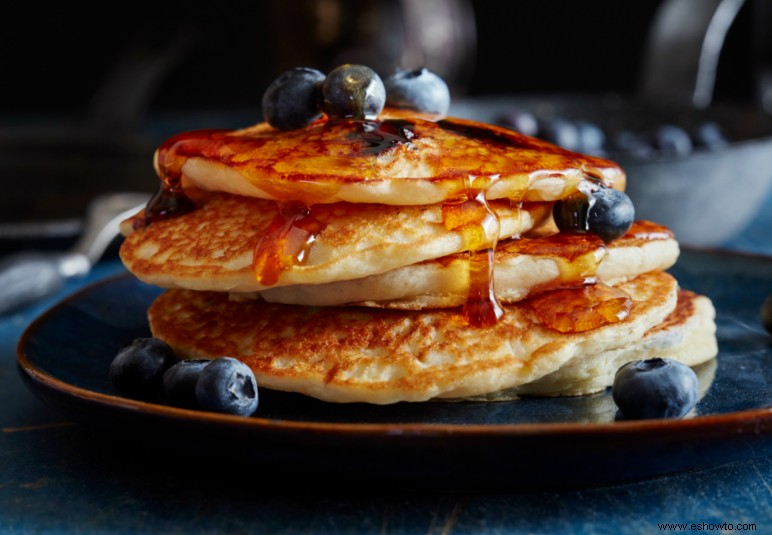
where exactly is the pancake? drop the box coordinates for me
[122,78,717,408]
[160,110,625,206]
[148,270,679,404]
[513,290,717,396]
[120,190,550,292]
[254,220,680,309]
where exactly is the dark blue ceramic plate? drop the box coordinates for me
[17,249,772,489]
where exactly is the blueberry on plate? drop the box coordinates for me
[384,67,450,115]
[612,358,699,419]
[321,64,386,121]
[195,357,259,416]
[162,359,211,408]
[262,67,326,130]
[553,187,634,243]
[109,338,176,399]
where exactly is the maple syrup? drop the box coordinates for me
[502,223,666,333]
[436,119,546,152]
[356,119,416,155]
[523,282,633,333]
[252,202,326,286]
[442,175,504,327]
[138,129,235,228]
[138,183,195,229]
[502,231,608,294]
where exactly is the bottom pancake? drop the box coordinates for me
[512,289,717,397]
[148,271,692,404]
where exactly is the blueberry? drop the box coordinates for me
[537,118,580,151]
[761,294,772,334]
[262,67,326,130]
[109,338,176,399]
[384,67,450,115]
[651,124,692,157]
[321,64,386,121]
[587,187,635,242]
[495,110,538,137]
[553,191,590,234]
[162,359,211,408]
[613,358,699,419]
[195,357,259,416]
[553,187,634,242]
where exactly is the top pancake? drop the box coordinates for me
[163,110,625,206]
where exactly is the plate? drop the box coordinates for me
[17,249,772,489]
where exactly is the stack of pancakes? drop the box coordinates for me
[120,110,717,404]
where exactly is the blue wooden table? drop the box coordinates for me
[2,195,771,534]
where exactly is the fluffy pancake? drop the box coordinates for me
[148,270,679,404]
[163,110,625,206]
[513,290,717,396]
[120,190,550,292]
[125,95,717,407]
[254,221,680,309]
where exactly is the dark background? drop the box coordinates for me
[0,0,769,228]
[2,0,767,117]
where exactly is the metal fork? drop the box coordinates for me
[0,192,149,315]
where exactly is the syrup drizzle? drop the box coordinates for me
[502,231,609,294]
[442,175,503,327]
[139,129,234,228]
[139,182,195,229]
[523,283,633,333]
[436,119,545,151]
[356,119,416,155]
[252,202,326,286]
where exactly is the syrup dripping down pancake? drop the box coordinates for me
[148,271,679,404]
[120,190,550,292]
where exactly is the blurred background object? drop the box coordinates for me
[453,0,772,247]
[1,0,770,252]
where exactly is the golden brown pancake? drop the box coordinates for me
[514,290,717,396]
[120,190,550,292]
[161,109,625,206]
[122,100,717,407]
[148,271,679,404]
